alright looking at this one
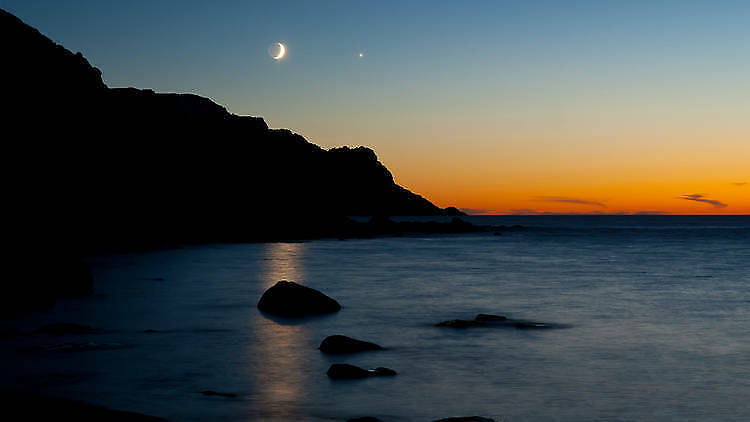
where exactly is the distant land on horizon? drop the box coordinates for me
[2,8,467,251]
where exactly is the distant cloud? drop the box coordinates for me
[508,209,631,215]
[679,193,727,209]
[732,182,747,187]
[533,196,607,208]
[508,209,670,215]
[508,209,556,215]
[460,208,498,215]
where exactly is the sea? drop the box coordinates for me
[1,215,749,422]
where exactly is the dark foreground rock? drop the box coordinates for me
[319,335,383,354]
[36,323,103,335]
[1,256,94,315]
[0,389,166,421]
[327,364,397,379]
[2,8,468,258]
[257,280,341,317]
[433,417,496,422]
[436,314,557,329]
[348,417,381,422]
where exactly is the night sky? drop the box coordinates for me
[4,0,748,213]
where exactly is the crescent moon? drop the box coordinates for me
[273,43,286,60]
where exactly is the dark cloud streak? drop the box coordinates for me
[459,208,497,215]
[679,194,727,209]
[533,196,607,208]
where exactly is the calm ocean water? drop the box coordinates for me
[2,216,749,421]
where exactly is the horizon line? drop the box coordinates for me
[458,213,750,216]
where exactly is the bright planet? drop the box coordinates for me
[268,42,286,60]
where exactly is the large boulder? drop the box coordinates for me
[257,280,341,317]
[326,364,397,379]
[319,335,383,354]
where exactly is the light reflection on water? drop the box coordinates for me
[247,241,311,419]
[259,241,307,288]
[247,319,310,420]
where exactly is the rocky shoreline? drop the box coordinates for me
[0,389,167,422]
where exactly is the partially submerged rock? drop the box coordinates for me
[475,314,507,322]
[436,314,555,329]
[433,417,496,422]
[319,335,383,354]
[436,319,484,328]
[257,280,341,317]
[200,391,237,398]
[326,364,397,380]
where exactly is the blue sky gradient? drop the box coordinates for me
[3,1,749,213]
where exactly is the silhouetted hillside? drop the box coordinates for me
[2,9,464,251]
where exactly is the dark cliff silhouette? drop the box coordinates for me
[2,9,464,252]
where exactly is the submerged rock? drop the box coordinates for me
[435,314,508,328]
[200,391,237,398]
[475,314,507,322]
[435,319,484,328]
[436,314,554,329]
[326,364,397,380]
[257,280,341,317]
[433,417,496,422]
[319,335,383,354]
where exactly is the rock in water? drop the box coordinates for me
[319,335,383,354]
[326,364,397,379]
[436,313,555,329]
[200,391,237,398]
[436,313,509,327]
[257,280,341,317]
[327,364,370,379]
[435,319,482,328]
[474,314,507,322]
[370,367,397,376]
[433,418,496,422]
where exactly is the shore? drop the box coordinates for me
[0,389,166,421]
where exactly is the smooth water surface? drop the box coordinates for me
[1,216,749,421]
